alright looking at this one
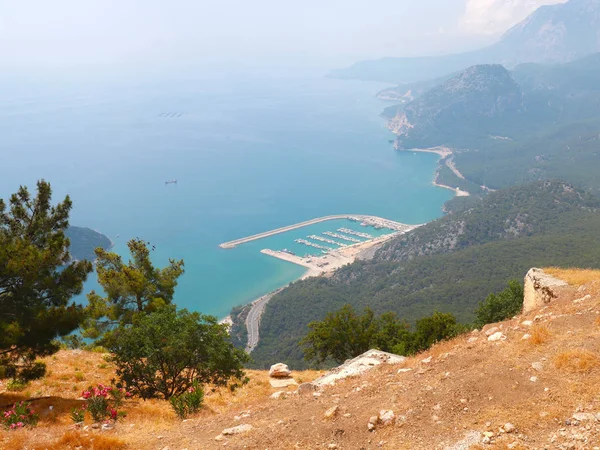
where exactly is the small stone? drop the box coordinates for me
[467,336,479,343]
[343,413,352,418]
[368,422,376,431]
[328,444,338,449]
[482,436,491,444]
[460,399,467,404]
[297,382,316,395]
[488,332,505,342]
[101,423,115,431]
[421,356,433,364]
[504,423,516,433]
[521,320,533,327]
[214,434,225,441]
[485,326,499,336]
[324,405,339,419]
[379,410,395,426]
[397,368,413,374]
[521,334,531,340]
[221,424,253,435]
[368,415,379,431]
[531,362,543,371]
[573,412,596,421]
[313,392,322,398]
[270,391,286,399]
[530,376,538,382]
[483,431,494,438]
[160,447,170,450]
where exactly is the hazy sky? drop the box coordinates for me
[0,0,566,71]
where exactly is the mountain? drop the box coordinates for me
[245,182,600,368]
[333,0,600,83]
[388,65,523,147]
[65,226,112,261]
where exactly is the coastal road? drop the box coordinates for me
[245,289,283,353]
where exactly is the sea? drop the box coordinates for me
[0,70,453,318]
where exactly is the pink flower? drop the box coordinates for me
[9,423,16,430]
[16,422,24,428]
[82,390,91,399]
[125,392,132,397]
[110,409,117,420]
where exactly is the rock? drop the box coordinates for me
[270,391,287,399]
[482,436,491,444]
[521,334,531,340]
[91,423,101,429]
[269,363,292,378]
[523,268,568,313]
[521,320,533,327]
[488,332,505,342]
[313,392,322,398]
[269,377,298,388]
[467,337,478,343]
[504,422,516,433]
[531,361,543,371]
[483,431,494,438]
[214,434,225,441]
[368,415,378,431]
[221,424,253,435]
[397,368,413,374]
[312,350,405,387]
[160,447,170,450]
[573,294,592,304]
[324,406,339,419]
[485,327,499,337]
[328,444,338,449]
[343,413,352,418]
[530,376,538,382]
[297,382,317,395]
[573,412,596,421]
[379,410,395,426]
[101,423,115,431]
[421,356,433,364]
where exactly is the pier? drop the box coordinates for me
[219,214,415,249]
[338,228,374,239]
[309,235,346,247]
[295,239,332,251]
[323,231,361,243]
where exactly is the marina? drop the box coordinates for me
[219,214,416,249]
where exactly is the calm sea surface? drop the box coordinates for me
[0,73,452,318]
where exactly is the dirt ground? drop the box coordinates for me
[3,268,600,449]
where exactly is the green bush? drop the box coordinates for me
[108,306,248,399]
[474,280,524,328]
[169,382,204,419]
[6,378,29,392]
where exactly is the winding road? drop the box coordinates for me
[245,289,282,353]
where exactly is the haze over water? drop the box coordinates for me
[0,72,453,318]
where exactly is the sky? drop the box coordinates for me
[0,0,567,72]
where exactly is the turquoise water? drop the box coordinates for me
[0,73,453,318]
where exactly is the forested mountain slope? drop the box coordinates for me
[248,182,600,368]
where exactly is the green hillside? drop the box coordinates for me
[246,182,600,369]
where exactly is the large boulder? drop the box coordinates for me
[523,268,568,313]
[269,363,292,378]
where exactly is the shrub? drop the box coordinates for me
[474,280,524,328]
[6,378,29,392]
[2,401,39,430]
[70,405,86,424]
[81,384,130,423]
[169,382,204,419]
[530,324,551,345]
[107,306,248,399]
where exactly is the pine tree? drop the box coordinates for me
[0,181,92,380]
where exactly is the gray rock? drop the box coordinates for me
[221,424,253,435]
[297,382,316,395]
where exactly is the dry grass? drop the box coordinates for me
[529,324,551,345]
[52,431,127,450]
[554,349,600,373]
[544,267,600,286]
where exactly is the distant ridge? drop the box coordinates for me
[332,0,600,83]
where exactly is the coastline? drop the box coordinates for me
[398,146,470,197]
